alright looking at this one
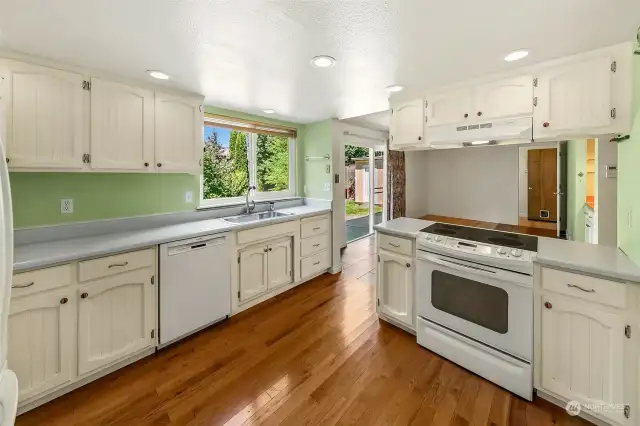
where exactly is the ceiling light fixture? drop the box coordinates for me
[147,70,170,80]
[504,50,529,62]
[311,55,336,68]
[263,109,276,114]
[385,85,405,93]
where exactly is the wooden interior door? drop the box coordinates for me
[528,148,558,222]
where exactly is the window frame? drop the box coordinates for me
[200,118,297,208]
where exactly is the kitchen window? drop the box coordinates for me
[201,115,296,206]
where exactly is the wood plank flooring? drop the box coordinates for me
[420,214,559,239]
[17,236,587,426]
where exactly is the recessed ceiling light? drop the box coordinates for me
[310,55,336,68]
[263,109,276,114]
[504,50,529,62]
[385,85,404,93]
[147,70,170,80]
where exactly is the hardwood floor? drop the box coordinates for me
[420,214,559,239]
[17,236,587,426]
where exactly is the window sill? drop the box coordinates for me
[197,196,303,211]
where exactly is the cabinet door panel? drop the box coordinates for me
[426,88,472,127]
[154,93,202,173]
[390,99,423,146]
[377,252,413,328]
[474,75,533,120]
[0,60,84,169]
[8,289,75,402]
[535,56,613,138]
[239,245,268,302]
[90,78,154,170]
[78,268,154,375]
[267,239,292,290]
[540,294,625,424]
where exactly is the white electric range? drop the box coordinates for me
[415,222,537,400]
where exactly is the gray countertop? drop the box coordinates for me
[14,205,331,273]
[375,218,640,283]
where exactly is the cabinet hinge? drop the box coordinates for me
[533,77,538,87]
[377,255,380,262]
[625,324,631,338]
[611,61,617,73]
[151,329,155,339]
[237,290,241,299]
[624,405,630,419]
[533,97,538,107]
[237,256,240,264]
[82,80,91,91]
[611,108,617,119]
[151,275,155,285]
[377,299,380,306]
[424,101,428,109]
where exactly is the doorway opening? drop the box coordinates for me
[345,144,384,243]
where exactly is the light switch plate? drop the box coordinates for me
[61,199,73,214]
[185,191,193,203]
[324,183,331,192]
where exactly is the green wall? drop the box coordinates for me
[618,56,640,264]
[567,140,588,242]
[298,120,333,200]
[11,106,303,229]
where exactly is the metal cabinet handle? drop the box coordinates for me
[406,263,411,268]
[60,297,68,305]
[313,227,321,231]
[313,261,320,265]
[144,162,149,167]
[313,244,320,247]
[544,301,552,309]
[464,113,469,118]
[567,283,595,293]
[268,248,273,252]
[477,111,483,116]
[263,248,268,252]
[81,292,88,299]
[388,243,400,248]
[12,281,34,289]
[157,163,162,167]
[108,261,129,268]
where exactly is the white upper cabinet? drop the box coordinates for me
[390,99,424,148]
[474,75,534,120]
[154,93,203,173]
[426,88,473,128]
[89,78,154,171]
[534,44,632,140]
[0,60,84,169]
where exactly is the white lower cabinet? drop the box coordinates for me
[239,237,293,302]
[77,267,155,375]
[267,239,293,290]
[8,289,75,401]
[377,251,414,329]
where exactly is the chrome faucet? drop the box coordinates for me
[245,185,256,214]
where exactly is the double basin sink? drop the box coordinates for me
[222,211,294,224]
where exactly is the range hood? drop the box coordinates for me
[427,116,533,148]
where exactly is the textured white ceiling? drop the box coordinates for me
[1,0,638,123]
[342,110,390,132]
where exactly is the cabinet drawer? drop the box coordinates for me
[301,250,329,278]
[301,217,329,239]
[378,233,413,256]
[541,267,627,309]
[78,249,155,283]
[12,264,72,298]
[300,234,329,258]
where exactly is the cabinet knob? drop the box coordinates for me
[418,136,422,141]
[60,297,68,305]
[268,248,273,251]
[464,113,469,118]
[157,163,162,167]
[263,248,268,253]
[81,292,88,299]
[543,122,550,128]
[406,263,411,268]
[477,111,482,117]
[544,301,552,309]
[144,162,149,167]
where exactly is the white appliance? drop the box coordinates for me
[427,116,533,148]
[159,234,231,347]
[415,223,535,400]
[0,124,19,424]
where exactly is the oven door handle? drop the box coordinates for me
[419,253,527,284]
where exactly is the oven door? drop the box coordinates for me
[416,250,532,362]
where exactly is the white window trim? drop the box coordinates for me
[200,132,296,208]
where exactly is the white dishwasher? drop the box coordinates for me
[159,233,231,347]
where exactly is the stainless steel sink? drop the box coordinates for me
[222,211,294,224]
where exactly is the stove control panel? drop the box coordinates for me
[418,233,532,262]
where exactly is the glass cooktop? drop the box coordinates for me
[420,222,538,252]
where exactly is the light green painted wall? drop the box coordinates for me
[567,140,587,242]
[11,106,305,229]
[298,120,333,200]
[617,57,640,264]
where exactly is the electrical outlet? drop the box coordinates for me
[185,191,193,203]
[324,182,331,192]
[61,199,73,214]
